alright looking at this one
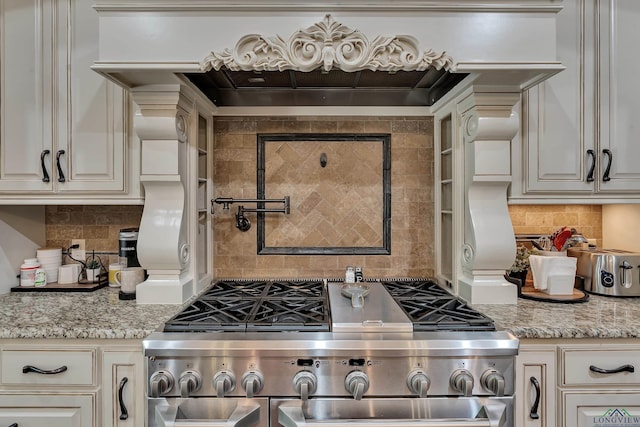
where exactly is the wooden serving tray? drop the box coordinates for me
[11,274,108,292]
[520,285,589,303]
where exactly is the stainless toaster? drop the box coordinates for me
[567,247,640,297]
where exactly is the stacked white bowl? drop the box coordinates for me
[37,247,62,283]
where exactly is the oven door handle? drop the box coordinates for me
[156,402,260,427]
[278,402,506,427]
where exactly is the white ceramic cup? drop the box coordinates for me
[58,265,77,284]
[114,267,144,294]
[108,263,123,287]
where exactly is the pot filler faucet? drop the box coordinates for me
[212,196,290,231]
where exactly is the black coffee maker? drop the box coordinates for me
[118,228,140,268]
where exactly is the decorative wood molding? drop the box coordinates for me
[202,14,455,73]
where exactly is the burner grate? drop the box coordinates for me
[164,280,329,332]
[163,299,256,332]
[381,280,495,331]
[248,299,329,331]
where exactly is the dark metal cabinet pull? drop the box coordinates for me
[22,365,68,375]
[118,377,129,420]
[55,149,66,182]
[40,149,51,182]
[9,423,18,427]
[602,149,613,182]
[586,149,596,182]
[529,376,540,420]
[589,364,634,374]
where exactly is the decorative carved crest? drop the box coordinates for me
[202,14,454,73]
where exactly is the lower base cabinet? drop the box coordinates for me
[102,350,145,427]
[563,392,640,426]
[0,340,144,427]
[515,344,557,427]
[0,394,94,426]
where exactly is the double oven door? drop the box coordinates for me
[149,396,513,427]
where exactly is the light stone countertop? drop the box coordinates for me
[0,286,182,339]
[2,285,640,340]
[474,293,640,339]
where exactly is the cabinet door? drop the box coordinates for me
[0,0,55,192]
[563,392,640,426]
[515,347,556,427]
[521,0,596,194]
[54,0,127,193]
[597,0,640,192]
[0,394,94,427]
[102,350,144,427]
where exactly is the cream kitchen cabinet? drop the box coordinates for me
[0,0,140,203]
[102,350,145,427]
[515,344,557,427]
[559,343,640,426]
[0,340,145,427]
[0,394,95,426]
[512,0,640,202]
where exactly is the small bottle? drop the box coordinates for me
[355,266,364,282]
[20,258,40,287]
[345,266,355,283]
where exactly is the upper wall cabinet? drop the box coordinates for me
[512,0,640,203]
[0,0,140,203]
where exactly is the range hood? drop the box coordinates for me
[92,0,563,305]
[185,67,467,107]
[179,13,468,107]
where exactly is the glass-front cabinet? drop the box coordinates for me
[435,107,458,293]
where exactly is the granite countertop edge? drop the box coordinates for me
[2,287,640,340]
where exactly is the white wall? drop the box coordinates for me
[0,206,44,293]
[602,205,640,251]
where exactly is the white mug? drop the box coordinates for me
[114,267,144,294]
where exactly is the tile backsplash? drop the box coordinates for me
[45,205,143,264]
[213,116,435,279]
[508,204,602,244]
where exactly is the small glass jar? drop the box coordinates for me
[345,266,355,283]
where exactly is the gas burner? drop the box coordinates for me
[163,298,256,332]
[265,280,325,298]
[164,280,329,332]
[381,280,495,331]
[249,299,329,331]
[202,280,269,298]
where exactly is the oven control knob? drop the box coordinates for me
[345,371,369,400]
[241,370,264,398]
[179,370,202,398]
[481,369,505,397]
[406,369,431,398]
[213,370,236,398]
[293,370,317,401]
[450,369,474,397]
[149,370,175,398]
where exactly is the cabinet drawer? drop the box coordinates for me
[561,348,640,386]
[0,393,94,427]
[1,349,95,386]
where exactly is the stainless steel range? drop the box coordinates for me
[144,279,518,427]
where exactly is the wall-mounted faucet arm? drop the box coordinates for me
[213,196,291,231]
